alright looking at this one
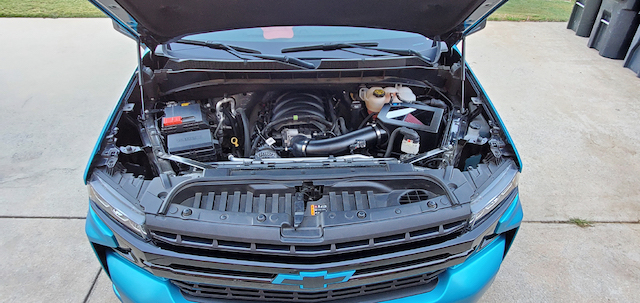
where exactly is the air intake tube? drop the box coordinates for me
[289,125,387,157]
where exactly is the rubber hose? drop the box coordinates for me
[358,112,376,130]
[238,108,251,157]
[384,127,420,157]
[289,125,386,157]
[337,117,348,135]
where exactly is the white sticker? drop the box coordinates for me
[265,137,276,146]
[386,108,416,119]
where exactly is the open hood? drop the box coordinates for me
[91,0,507,47]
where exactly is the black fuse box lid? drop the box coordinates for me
[167,129,216,154]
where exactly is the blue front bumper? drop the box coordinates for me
[87,196,522,303]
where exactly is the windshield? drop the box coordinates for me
[161,26,439,61]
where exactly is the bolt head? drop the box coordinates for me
[181,208,192,216]
[427,201,437,209]
[357,211,367,219]
[257,214,267,222]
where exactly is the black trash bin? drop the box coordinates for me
[623,25,640,76]
[587,0,640,59]
[568,0,604,37]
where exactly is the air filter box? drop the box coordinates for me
[377,103,445,152]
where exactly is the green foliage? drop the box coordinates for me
[569,218,594,228]
[0,0,104,18]
[490,0,575,22]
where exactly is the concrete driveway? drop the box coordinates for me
[0,19,638,303]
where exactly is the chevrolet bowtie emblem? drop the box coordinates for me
[272,270,355,289]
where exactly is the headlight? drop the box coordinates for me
[88,176,148,239]
[469,165,519,228]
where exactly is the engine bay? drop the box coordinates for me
[157,87,449,162]
[94,78,512,180]
[92,45,519,182]
[86,43,521,247]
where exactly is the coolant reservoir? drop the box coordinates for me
[396,85,416,102]
[360,87,387,113]
[384,87,400,103]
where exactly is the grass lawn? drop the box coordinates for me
[0,0,575,21]
[490,0,575,21]
[0,0,104,18]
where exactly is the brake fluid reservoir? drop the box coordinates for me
[396,85,416,102]
[360,87,387,113]
[384,87,400,103]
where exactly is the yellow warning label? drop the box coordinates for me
[309,204,327,216]
[181,102,190,106]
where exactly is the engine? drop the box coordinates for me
[258,92,337,158]
[151,85,460,173]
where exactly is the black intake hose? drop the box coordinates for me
[289,125,387,157]
[238,108,251,157]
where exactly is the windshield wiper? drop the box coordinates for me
[281,42,379,53]
[176,39,262,54]
[174,39,316,69]
[281,42,434,65]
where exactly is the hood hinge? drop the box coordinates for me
[138,28,159,56]
[443,25,465,50]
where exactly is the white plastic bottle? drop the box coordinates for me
[384,87,400,103]
[396,85,416,102]
[360,87,387,113]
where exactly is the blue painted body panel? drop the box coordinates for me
[87,178,523,303]
[495,194,523,234]
[384,235,506,303]
[85,205,118,248]
[100,235,507,303]
[106,252,191,303]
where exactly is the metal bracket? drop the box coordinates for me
[157,152,216,170]
[119,145,143,154]
[293,192,305,229]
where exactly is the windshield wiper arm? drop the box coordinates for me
[281,42,379,53]
[174,39,316,69]
[176,39,262,54]
[367,47,435,65]
[246,53,316,69]
[282,42,434,65]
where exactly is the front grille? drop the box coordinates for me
[172,271,442,303]
[150,219,467,258]
[141,176,478,301]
